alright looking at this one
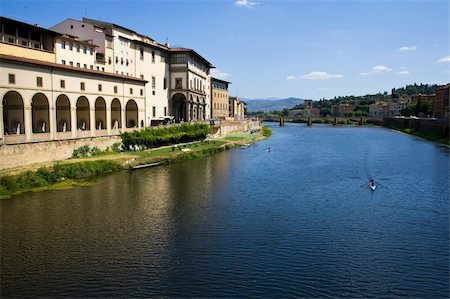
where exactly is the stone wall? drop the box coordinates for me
[0,136,120,170]
[210,119,260,138]
[383,117,449,137]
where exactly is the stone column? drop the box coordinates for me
[90,108,95,137]
[121,107,126,133]
[24,106,32,141]
[106,106,111,135]
[49,106,56,140]
[71,107,77,138]
[0,105,4,142]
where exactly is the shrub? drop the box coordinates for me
[262,126,272,137]
[121,123,210,149]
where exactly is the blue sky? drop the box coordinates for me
[2,0,449,100]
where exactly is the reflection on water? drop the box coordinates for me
[1,124,449,298]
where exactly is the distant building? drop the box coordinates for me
[229,96,245,119]
[369,102,406,118]
[410,94,435,105]
[331,104,354,117]
[211,78,230,119]
[304,99,313,109]
[434,84,449,119]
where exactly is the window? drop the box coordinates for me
[152,76,156,89]
[8,74,15,84]
[70,25,73,29]
[116,56,118,63]
[152,106,156,117]
[60,80,65,88]
[140,47,144,60]
[76,63,80,67]
[175,78,182,89]
[164,107,167,116]
[90,65,93,70]
[84,64,87,69]
[61,40,66,49]
[21,40,27,46]
[151,51,155,63]
[130,88,133,95]
[114,86,118,94]
[98,84,102,92]
[36,77,43,87]
[76,44,80,52]
[140,74,144,79]
[102,67,105,72]
[62,60,66,65]
[126,59,129,66]
[80,82,85,91]
[90,48,93,55]
[121,58,124,65]
[140,89,143,96]
[108,57,112,64]
[69,42,73,51]
[69,61,73,66]
[97,66,100,71]
[152,90,155,95]
[83,46,87,54]
[163,78,167,89]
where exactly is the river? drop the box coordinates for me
[1,123,449,298]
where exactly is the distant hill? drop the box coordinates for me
[245,97,305,112]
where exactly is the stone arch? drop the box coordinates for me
[125,99,138,128]
[2,91,25,135]
[76,96,90,130]
[95,97,106,130]
[171,93,187,123]
[111,98,122,129]
[31,93,50,133]
[56,94,71,132]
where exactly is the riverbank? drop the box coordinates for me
[0,129,268,199]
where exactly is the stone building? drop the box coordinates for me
[211,78,230,119]
[433,84,449,119]
[1,15,228,146]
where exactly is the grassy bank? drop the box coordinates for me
[0,131,267,199]
[389,127,449,145]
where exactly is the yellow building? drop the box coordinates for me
[211,78,230,119]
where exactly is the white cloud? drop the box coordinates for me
[235,0,259,8]
[438,55,450,63]
[359,72,370,76]
[400,66,407,70]
[286,75,296,80]
[397,71,409,75]
[398,45,417,51]
[210,69,231,79]
[301,71,344,80]
[371,65,392,73]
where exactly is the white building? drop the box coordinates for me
[169,48,213,122]
[1,17,146,145]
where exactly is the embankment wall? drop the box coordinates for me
[383,118,449,137]
[0,136,120,170]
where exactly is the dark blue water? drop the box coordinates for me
[1,123,449,298]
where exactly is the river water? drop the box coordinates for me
[1,123,449,298]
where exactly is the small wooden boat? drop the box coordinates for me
[369,180,376,191]
[128,162,161,170]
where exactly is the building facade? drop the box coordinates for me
[433,85,449,119]
[1,16,233,145]
[229,96,245,119]
[211,78,230,119]
[169,48,212,122]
